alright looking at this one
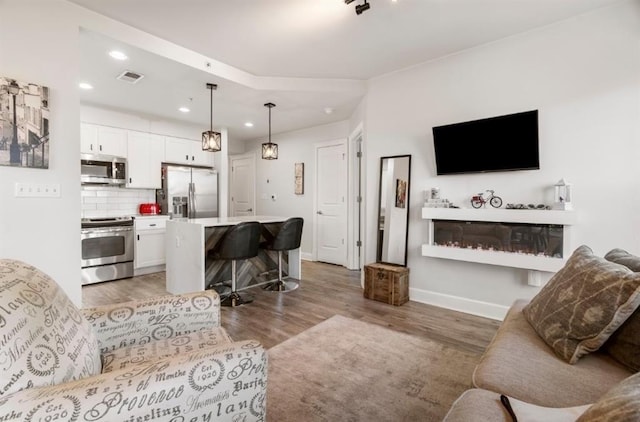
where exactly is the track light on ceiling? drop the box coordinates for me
[355,0,370,15]
[202,83,221,152]
[344,0,356,4]
[261,103,278,160]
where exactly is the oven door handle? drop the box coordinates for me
[82,227,133,235]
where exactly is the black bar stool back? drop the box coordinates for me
[211,221,261,306]
[263,217,304,292]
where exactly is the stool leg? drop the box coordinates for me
[221,260,254,307]
[262,250,300,292]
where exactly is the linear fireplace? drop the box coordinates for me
[433,220,563,258]
[421,208,577,275]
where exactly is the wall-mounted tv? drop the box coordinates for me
[432,110,539,175]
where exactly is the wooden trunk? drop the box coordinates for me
[364,263,409,306]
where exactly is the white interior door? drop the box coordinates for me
[230,154,255,217]
[315,141,347,265]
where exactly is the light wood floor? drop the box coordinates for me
[82,261,500,354]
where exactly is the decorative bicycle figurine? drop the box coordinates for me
[471,190,503,208]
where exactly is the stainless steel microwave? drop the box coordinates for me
[81,153,127,185]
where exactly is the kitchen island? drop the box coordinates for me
[165,216,301,295]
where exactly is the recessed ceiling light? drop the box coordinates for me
[324,107,334,115]
[109,50,128,61]
[79,82,93,90]
[244,122,254,127]
[178,107,190,113]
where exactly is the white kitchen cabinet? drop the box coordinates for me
[134,216,169,273]
[80,123,98,154]
[127,131,164,189]
[164,136,214,167]
[80,123,127,157]
[192,142,215,167]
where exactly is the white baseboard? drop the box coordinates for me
[409,287,509,321]
[134,264,165,277]
[301,252,313,261]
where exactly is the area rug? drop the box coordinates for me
[267,315,480,421]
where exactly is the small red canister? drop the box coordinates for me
[139,203,160,215]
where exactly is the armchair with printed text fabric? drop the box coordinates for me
[0,259,267,421]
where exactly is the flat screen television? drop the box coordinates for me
[432,110,539,175]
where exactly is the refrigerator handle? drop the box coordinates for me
[188,182,197,218]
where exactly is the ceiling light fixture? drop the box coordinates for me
[202,83,221,152]
[109,50,128,61]
[344,0,356,4]
[179,107,190,113]
[79,82,93,90]
[244,122,254,127]
[261,103,278,160]
[355,0,370,15]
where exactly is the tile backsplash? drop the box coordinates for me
[81,186,155,218]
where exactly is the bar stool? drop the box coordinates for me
[262,217,304,292]
[210,221,261,307]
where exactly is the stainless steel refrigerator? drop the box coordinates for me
[157,163,218,218]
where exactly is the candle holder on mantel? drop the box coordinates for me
[553,178,573,210]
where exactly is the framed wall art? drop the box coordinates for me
[0,76,50,169]
[295,162,304,195]
[395,178,407,208]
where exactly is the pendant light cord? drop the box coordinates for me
[268,106,272,142]
[210,86,213,131]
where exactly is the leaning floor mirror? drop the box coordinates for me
[376,155,411,266]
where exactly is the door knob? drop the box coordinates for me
[248,208,253,212]
[317,210,323,215]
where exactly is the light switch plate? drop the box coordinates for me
[15,182,61,198]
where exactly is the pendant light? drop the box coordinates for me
[262,102,278,160]
[202,83,221,152]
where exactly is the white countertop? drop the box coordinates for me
[167,215,290,227]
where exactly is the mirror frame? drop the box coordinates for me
[376,154,411,267]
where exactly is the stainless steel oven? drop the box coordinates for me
[81,216,134,285]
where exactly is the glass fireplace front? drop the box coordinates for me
[433,220,564,258]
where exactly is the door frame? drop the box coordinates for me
[313,138,348,264]
[228,151,256,217]
[347,123,364,270]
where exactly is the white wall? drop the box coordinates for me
[363,0,640,319]
[243,121,350,257]
[0,0,83,304]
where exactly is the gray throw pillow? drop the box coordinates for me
[604,248,640,271]
[577,372,640,421]
[602,248,640,371]
[523,245,640,364]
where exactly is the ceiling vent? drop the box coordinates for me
[116,70,145,84]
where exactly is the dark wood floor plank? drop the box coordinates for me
[82,261,500,355]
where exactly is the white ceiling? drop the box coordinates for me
[73,0,621,142]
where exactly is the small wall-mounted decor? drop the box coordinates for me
[295,162,304,195]
[0,76,50,169]
[395,179,407,208]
